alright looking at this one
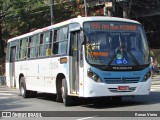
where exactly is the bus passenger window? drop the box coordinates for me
[53,30,58,54]
[27,38,31,58]
[46,31,52,56]
[44,31,52,56]
[53,43,58,54]
[39,34,45,57]
[46,44,51,56]
[19,39,27,60]
[30,35,39,58]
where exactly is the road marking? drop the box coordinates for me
[0,97,11,99]
[151,84,160,91]
[76,117,94,120]
[0,93,15,96]
[0,91,18,93]
[151,89,160,91]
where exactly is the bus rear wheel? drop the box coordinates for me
[20,77,37,98]
[20,77,30,98]
[61,78,73,106]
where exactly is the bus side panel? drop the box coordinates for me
[51,56,69,94]
[15,61,27,89]
[25,59,45,92]
[40,58,54,93]
[15,56,69,94]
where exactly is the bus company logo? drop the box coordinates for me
[121,77,126,83]
[2,112,11,117]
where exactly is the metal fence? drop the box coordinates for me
[0,76,6,85]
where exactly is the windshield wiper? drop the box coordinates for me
[126,49,139,65]
[107,43,125,66]
[105,43,139,68]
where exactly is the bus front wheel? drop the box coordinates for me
[61,78,73,106]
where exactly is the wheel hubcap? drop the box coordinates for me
[61,86,65,102]
[21,85,24,95]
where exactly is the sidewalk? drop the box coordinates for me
[0,85,18,92]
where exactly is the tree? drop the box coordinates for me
[2,0,50,38]
[0,0,51,75]
[0,0,4,58]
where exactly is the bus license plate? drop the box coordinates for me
[118,86,129,91]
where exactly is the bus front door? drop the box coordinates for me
[70,31,80,94]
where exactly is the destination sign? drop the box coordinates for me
[90,22,137,31]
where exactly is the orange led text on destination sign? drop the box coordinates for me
[91,23,137,31]
[89,52,109,57]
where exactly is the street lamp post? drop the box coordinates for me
[49,0,54,25]
[84,0,87,16]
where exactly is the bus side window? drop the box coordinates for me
[18,40,22,59]
[29,35,39,58]
[53,30,58,54]
[19,38,27,60]
[39,34,45,57]
[58,27,68,54]
[52,27,68,55]
[46,31,52,56]
[27,38,31,58]
[44,31,51,56]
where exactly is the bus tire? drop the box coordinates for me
[62,78,72,106]
[20,77,30,98]
[56,79,63,102]
[30,91,37,98]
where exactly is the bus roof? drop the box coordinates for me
[7,16,140,43]
[7,29,42,43]
[47,16,140,30]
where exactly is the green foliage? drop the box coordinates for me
[1,0,50,40]
[1,0,87,40]
[1,0,105,41]
[1,0,105,50]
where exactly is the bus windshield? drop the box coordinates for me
[83,22,149,70]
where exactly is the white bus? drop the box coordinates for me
[6,16,151,106]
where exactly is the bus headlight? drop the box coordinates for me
[142,71,151,82]
[87,69,102,82]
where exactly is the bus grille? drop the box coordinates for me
[104,77,141,84]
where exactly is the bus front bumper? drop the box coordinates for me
[82,78,151,97]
